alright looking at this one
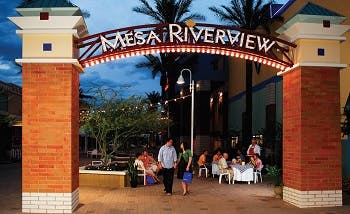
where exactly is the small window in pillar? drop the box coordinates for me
[323,20,330,28]
[43,43,52,51]
[318,48,325,56]
[40,12,49,20]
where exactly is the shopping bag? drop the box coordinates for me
[146,175,155,185]
[183,171,192,184]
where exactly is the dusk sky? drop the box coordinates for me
[0,0,288,96]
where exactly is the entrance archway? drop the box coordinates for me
[9,3,345,213]
[76,22,295,70]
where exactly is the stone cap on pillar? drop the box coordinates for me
[276,2,350,75]
[8,0,89,71]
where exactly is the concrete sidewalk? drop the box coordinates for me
[76,177,350,214]
[1,163,349,214]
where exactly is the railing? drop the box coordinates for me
[11,145,21,160]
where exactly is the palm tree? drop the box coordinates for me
[133,0,205,99]
[146,91,162,111]
[79,87,93,112]
[136,55,168,96]
[210,0,280,147]
[146,91,162,104]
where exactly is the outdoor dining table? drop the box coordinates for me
[231,164,254,184]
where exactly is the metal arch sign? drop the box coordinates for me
[77,23,296,70]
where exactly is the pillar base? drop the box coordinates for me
[22,188,79,213]
[283,186,342,208]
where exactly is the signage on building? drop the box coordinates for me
[78,23,296,69]
[100,24,276,53]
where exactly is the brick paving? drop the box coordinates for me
[1,163,350,214]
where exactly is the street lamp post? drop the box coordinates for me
[177,69,195,155]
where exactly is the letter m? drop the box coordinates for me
[100,33,126,52]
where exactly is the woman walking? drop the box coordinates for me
[177,142,193,196]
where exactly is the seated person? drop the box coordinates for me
[231,157,242,165]
[231,158,238,165]
[142,150,159,174]
[198,150,209,168]
[212,149,222,163]
[251,154,263,171]
[218,153,234,180]
[236,149,244,161]
[135,153,159,182]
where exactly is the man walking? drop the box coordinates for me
[158,138,177,195]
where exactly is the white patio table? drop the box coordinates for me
[231,164,254,184]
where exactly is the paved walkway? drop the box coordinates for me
[1,163,350,214]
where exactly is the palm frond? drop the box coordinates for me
[136,54,163,79]
[134,0,204,24]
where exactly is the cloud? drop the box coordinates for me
[81,57,160,96]
[0,57,21,86]
[0,63,11,70]
[0,0,22,61]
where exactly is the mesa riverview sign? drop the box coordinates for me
[77,23,296,70]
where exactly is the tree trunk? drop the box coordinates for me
[244,60,253,147]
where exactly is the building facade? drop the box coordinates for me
[0,81,22,161]
[227,0,350,195]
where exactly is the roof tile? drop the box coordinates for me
[17,0,77,8]
[297,2,343,17]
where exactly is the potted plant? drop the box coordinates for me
[127,158,138,188]
[266,165,282,198]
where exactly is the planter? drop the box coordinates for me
[79,167,128,188]
[274,185,283,198]
[130,180,138,188]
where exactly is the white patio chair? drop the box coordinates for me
[87,149,99,158]
[219,171,231,184]
[135,163,147,185]
[198,165,208,178]
[212,163,220,177]
[254,165,263,183]
[91,160,103,166]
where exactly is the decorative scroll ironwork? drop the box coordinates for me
[77,23,296,70]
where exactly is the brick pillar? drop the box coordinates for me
[22,63,80,213]
[282,66,342,207]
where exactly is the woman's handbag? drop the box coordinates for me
[183,171,192,183]
[146,175,155,185]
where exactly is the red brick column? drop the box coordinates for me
[22,63,80,213]
[283,66,342,207]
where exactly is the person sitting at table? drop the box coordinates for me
[247,138,261,156]
[253,154,263,171]
[231,158,239,165]
[135,152,160,183]
[198,150,209,168]
[236,149,244,160]
[218,153,234,181]
[232,154,243,165]
[249,154,263,170]
[212,149,222,163]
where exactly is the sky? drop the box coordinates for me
[0,0,289,96]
